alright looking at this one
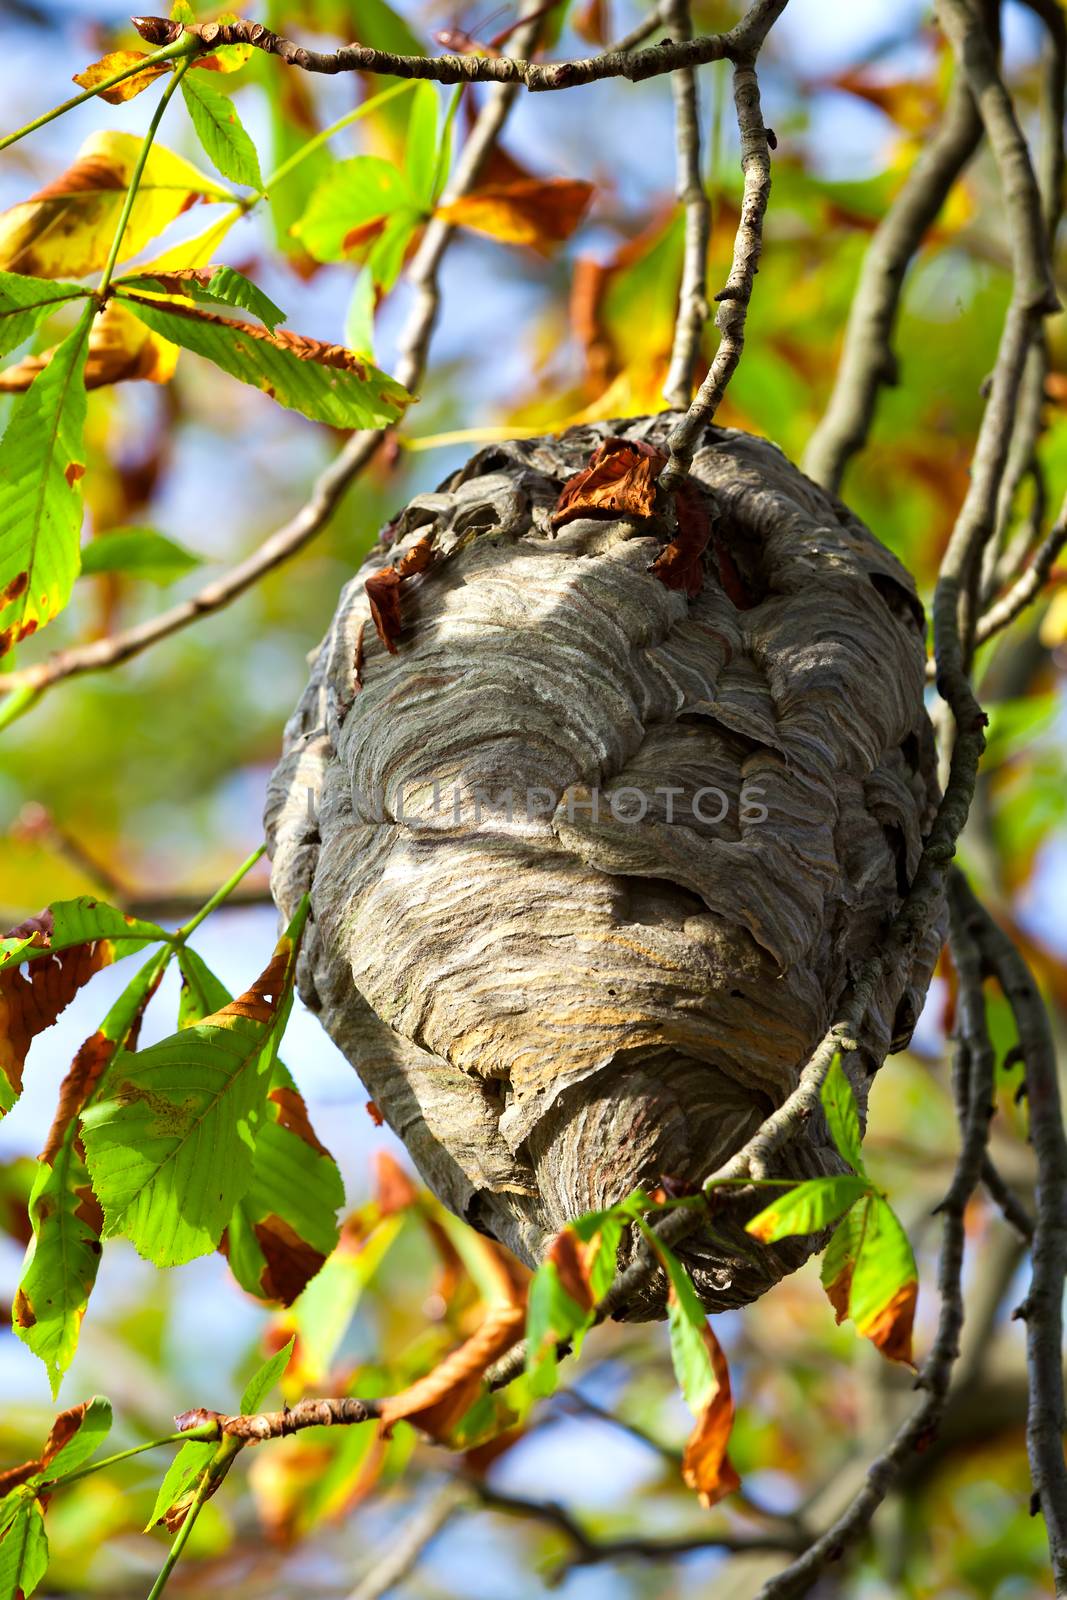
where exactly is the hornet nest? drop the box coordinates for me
[266,414,945,1320]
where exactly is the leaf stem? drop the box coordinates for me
[262,79,415,191]
[97,57,194,300]
[431,85,465,204]
[45,1425,218,1491]
[0,38,197,155]
[145,1434,243,1600]
[173,843,267,943]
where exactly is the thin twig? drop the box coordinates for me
[957,874,1067,1587]
[801,71,982,494]
[659,4,784,488]
[129,4,784,90]
[752,875,999,1599]
[979,0,1065,602]
[470,1479,806,1569]
[346,1481,471,1600]
[662,0,711,409]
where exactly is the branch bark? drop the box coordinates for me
[662,0,711,409]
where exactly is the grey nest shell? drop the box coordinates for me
[266,414,945,1320]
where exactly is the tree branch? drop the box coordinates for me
[956,873,1067,1587]
[750,873,999,1599]
[662,0,711,409]
[801,70,982,494]
[660,44,777,488]
[345,1481,471,1600]
[129,6,780,91]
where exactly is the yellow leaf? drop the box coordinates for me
[0,303,178,393]
[0,130,229,279]
[1039,583,1067,648]
[72,50,169,104]
[437,178,594,254]
[137,207,241,272]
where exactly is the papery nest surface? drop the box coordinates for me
[266,415,944,1320]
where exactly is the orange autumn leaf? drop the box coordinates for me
[377,1296,526,1442]
[680,1323,740,1508]
[374,1149,419,1216]
[438,178,594,254]
[546,1227,595,1315]
[72,50,168,103]
[0,302,178,394]
[857,1278,918,1367]
[551,437,666,528]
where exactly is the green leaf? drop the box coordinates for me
[0,1489,48,1600]
[79,527,202,587]
[80,903,308,1268]
[820,1053,865,1175]
[746,1175,868,1244]
[0,273,88,360]
[15,953,167,1393]
[848,1196,918,1357]
[404,84,440,207]
[0,310,91,654]
[820,1195,918,1365]
[146,1439,214,1532]
[181,74,263,190]
[41,1396,112,1480]
[116,266,286,332]
[176,944,230,1026]
[285,1210,405,1384]
[117,294,409,430]
[240,1334,295,1414]
[525,1260,589,1398]
[0,898,169,974]
[197,266,285,329]
[343,269,376,361]
[641,1227,716,1413]
[292,156,419,268]
[177,948,343,1304]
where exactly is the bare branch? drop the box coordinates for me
[470,1478,806,1568]
[662,0,711,409]
[957,874,1067,1586]
[660,50,775,488]
[801,72,981,494]
[346,1482,471,1600]
[752,874,998,1599]
[129,6,782,91]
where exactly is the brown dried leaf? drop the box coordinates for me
[0,301,178,394]
[437,179,594,255]
[0,940,112,1105]
[72,50,168,103]
[551,437,666,529]
[267,1085,331,1158]
[377,1298,526,1442]
[254,1215,328,1306]
[650,481,710,597]
[0,1400,92,1495]
[365,535,437,654]
[680,1323,740,1508]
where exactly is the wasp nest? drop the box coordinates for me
[266,415,944,1320]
